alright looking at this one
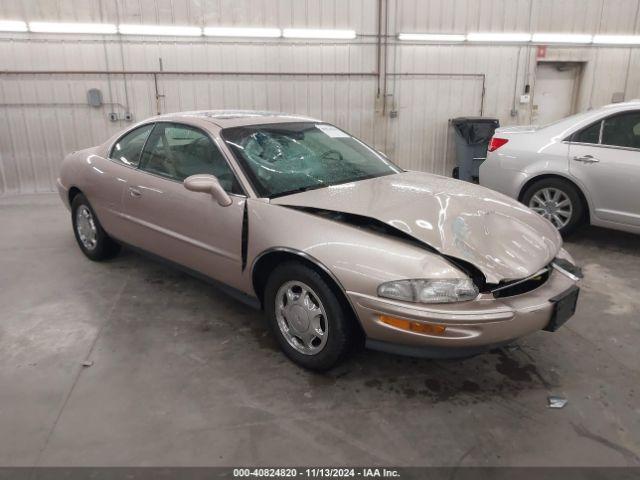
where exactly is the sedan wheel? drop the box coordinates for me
[528,187,573,230]
[275,281,328,355]
[521,177,585,236]
[75,205,98,250]
[264,261,355,371]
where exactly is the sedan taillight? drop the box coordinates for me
[488,137,509,152]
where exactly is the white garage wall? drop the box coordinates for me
[1,0,639,195]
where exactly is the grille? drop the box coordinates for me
[491,267,550,298]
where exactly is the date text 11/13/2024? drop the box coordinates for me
[232,467,401,478]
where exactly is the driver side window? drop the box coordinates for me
[140,122,242,194]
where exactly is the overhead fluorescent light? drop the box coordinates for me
[532,33,592,44]
[204,27,281,38]
[593,34,640,45]
[467,32,532,43]
[398,33,465,42]
[282,28,356,39]
[29,22,117,34]
[119,24,202,36]
[0,20,28,32]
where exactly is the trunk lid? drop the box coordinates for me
[272,171,562,283]
[494,125,539,135]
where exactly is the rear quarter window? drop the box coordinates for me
[571,121,601,144]
[110,124,154,167]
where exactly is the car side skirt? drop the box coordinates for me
[119,240,262,310]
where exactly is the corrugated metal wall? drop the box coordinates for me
[1,0,640,195]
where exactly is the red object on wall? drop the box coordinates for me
[537,46,547,59]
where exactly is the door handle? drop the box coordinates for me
[128,187,142,197]
[573,155,600,163]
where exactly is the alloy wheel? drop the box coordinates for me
[529,187,573,229]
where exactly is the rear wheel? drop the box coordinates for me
[522,178,585,235]
[71,193,120,261]
[264,262,354,371]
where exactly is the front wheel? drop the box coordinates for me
[521,178,585,236]
[264,262,355,371]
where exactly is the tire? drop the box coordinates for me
[521,177,585,236]
[264,262,355,371]
[71,193,121,261]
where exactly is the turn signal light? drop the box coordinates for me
[488,137,509,152]
[380,315,447,335]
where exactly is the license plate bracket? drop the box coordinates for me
[544,286,580,332]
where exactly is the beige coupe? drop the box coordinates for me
[58,111,581,370]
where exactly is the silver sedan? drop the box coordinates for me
[479,101,640,235]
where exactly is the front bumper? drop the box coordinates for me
[347,266,579,358]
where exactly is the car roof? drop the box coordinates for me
[151,110,322,128]
[599,99,640,110]
[538,100,640,135]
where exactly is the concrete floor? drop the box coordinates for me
[1,193,639,467]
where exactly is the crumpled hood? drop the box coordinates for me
[271,171,562,283]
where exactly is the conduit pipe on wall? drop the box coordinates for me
[376,0,383,97]
[0,69,487,116]
[0,70,379,76]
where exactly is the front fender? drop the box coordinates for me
[246,201,466,298]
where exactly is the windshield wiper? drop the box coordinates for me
[270,183,328,198]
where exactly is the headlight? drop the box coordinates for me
[377,279,479,304]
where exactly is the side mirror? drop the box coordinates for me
[183,174,232,207]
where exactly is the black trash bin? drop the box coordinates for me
[450,117,500,182]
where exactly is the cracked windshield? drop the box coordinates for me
[222,122,401,197]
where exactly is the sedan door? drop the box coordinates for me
[568,110,640,227]
[120,122,247,290]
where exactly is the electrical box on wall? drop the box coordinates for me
[87,89,103,107]
[108,112,134,122]
[520,84,531,104]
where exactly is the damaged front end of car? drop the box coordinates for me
[278,204,581,305]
